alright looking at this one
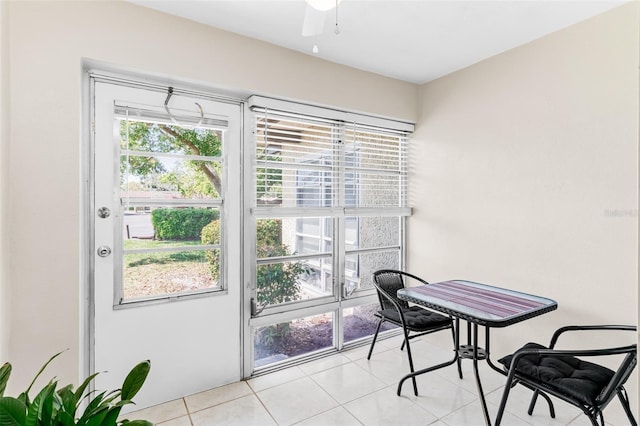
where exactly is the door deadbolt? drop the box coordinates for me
[97,246,112,257]
[97,207,111,218]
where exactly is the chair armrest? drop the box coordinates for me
[549,325,636,348]
[374,269,430,286]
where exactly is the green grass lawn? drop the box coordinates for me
[123,238,218,298]
[123,239,209,267]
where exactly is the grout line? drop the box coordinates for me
[181,398,194,426]
[302,354,374,424]
[252,383,285,425]
[185,391,254,417]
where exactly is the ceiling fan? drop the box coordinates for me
[302,0,342,41]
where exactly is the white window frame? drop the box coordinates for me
[110,95,233,307]
[245,96,414,314]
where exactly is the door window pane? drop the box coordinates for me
[118,111,224,303]
[122,206,221,300]
[254,312,334,368]
[123,245,219,299]
[119,121,223,156]
[121,155,222,201]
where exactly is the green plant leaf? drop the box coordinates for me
[24,350,66,398]
[0,364,11,397]
[78,390,106,421]
[77,388,99,409]
[99,406,121,426]
[25,382,56,426]
[0,396,27,426]
[0,353,152,426]
[78,404,108,426]
[114,399,133,408]
[56,411,75,426]
[100,392,122,408]
[57,384,77,418]
[120,361,150,401]
[16,392,29,409]
[82,407,114,426]
[74,372,100,403]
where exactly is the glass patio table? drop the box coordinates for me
[397,280,558,426]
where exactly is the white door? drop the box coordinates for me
[92,80,242,409]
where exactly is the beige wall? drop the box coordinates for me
[0,0,10,363]
[410,2,638,418]
[4,0,416,391]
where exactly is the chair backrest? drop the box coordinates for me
[372,270,412,310]
[595,344,637,406]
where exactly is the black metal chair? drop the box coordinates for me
[495,325,637,426]
[367,269,461,396]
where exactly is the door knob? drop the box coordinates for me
[97,207,111,218]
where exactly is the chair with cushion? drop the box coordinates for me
[367,269,460,396]
[495,325,637,426]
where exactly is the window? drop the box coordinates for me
[250,96,412,307]
[116,103,228,303]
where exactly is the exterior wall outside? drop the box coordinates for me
[410,2,638,419]
[5,0,416,392]
[356,217,400,290]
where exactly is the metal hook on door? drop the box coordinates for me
[250,297,266,317]
[163,86,204,127]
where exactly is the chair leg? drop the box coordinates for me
[367,319,383,360]
[527,390,539,415]
[402,328,419,396]
[524,386,555,419]
[537,391,556,419]
[526,389,556,419]
[617,388,637,426]
[495,370,519,425]
[586,411,602,426]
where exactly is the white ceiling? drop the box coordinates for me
[128,0,626,84]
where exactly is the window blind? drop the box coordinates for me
[249,96,413,217]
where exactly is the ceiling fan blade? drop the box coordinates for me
[302,4,326,37]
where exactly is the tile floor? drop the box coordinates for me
[125,335,633,425]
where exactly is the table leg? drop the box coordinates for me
[472,324,492,426]
[455,318,463,379]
